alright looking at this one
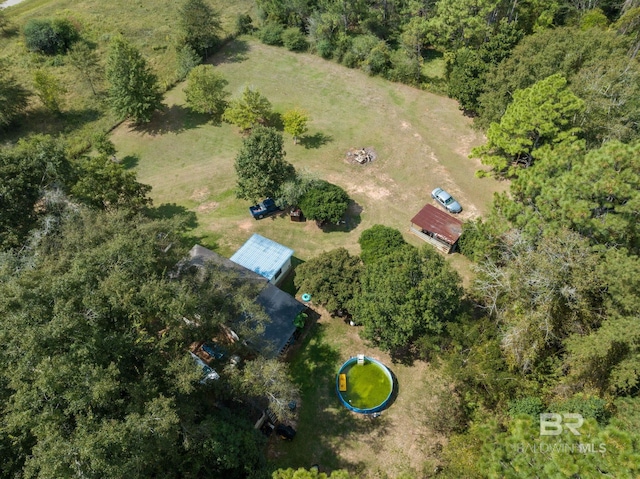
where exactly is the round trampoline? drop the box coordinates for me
[336,356,394,414]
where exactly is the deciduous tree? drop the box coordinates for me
[106,37,163,124]
[68,41,102,96]
[223,86,273,131]
[294,248,362,315]
[282,108,309,144]
[473,230,604,373]
[71,156,152,211]
[299,180,349,225]
[352,245,462,358]
[234,125,295,201]
[0,135,71,249]
[358,224,407,264]
[229,357,299,421]
[32,69,66,113]
[179,0,221,58]
[184,64,229,122]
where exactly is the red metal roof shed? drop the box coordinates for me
[410,204,463,247]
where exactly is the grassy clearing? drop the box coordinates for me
[0,0,253,144]
[109,39,507,477]
[112,38,507,262]
[272,309,446,478]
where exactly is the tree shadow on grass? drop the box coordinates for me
[120,154,139,169]
[300,132,333,149]
[319,200,362,233]
[210,39,250,66]
[147,203,198,229]
[132,104,211,135]
[2,107,102,141]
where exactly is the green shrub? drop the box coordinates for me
[299,180,349,225]
[508,397,545,418]
[175,44,201,81]
[364,42,391,75]
[358,224,407,264]
[552,394,609,424]
[386,49,421,85]
[258,22,284,46]
[235,14,253,35]
[341,51,358,68]
[23,18,78,55]
[315,39,333,59]
[282,27,307,51]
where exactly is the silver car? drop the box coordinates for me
[431,187,462,213]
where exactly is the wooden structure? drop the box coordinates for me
[410,204,463,253]
[290,208,304,222]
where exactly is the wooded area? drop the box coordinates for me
[1,0,640,477]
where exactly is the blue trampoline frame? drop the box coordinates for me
[335,356,394,414]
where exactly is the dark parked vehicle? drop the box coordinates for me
[249,198,283,219]
[275,424,296,441]
[431,187,462,213]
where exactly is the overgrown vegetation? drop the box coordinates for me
[2,0,640,476]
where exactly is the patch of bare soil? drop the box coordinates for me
[195,201,219,213]
[190,187,210,202]
[237,219,254,231]
[342,179,391,201]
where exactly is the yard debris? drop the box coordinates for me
[346,147,377,165]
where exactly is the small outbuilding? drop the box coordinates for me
[410,204,463,253]
[230,234,294,286]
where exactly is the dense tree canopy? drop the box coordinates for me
[473,230,604,373]
[476,27,640,144]
[495,140,640,253]
[472,73,584,178]
[293,248,362,315]
[234,125,295,201]
[0,209,268,478]
[352,245,462,358]
[71,155,152,211]
[0,135,71,249]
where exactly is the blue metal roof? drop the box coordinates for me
[230,234,294,282]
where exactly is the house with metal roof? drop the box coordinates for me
[187,244,305,359]
[410,204,463,253]
[230,234,294,286]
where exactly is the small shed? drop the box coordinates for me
[410,204,463,253]
[230,234,294,285]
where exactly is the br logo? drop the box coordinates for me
[539,413,584,436]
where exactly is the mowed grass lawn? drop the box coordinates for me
[111,37,507,261]
[110,39,507,477]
